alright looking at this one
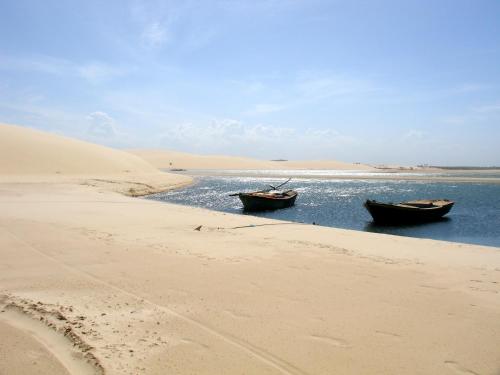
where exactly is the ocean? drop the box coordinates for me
[147,175,500,248]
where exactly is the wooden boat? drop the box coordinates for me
[237,190,298,211]
[364,199,454,224]
[231,179,298,211]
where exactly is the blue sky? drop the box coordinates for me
[1,0,499,165]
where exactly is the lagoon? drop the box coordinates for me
[148,175,500,248]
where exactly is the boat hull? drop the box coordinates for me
[238,192,298,211]
[364,200,454,224]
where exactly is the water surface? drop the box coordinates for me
[147,176,500,248]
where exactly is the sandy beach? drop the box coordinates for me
[1,123,500,375]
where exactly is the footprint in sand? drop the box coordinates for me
[180,337,210,349]
[308,334,351,348]
[419,284,448,290]
[374,330,402,339]
[223,309,252,319]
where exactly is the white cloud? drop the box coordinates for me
[239,71,378,117]
[156,118,357,159]
[472,102,500,113]
[219,0,307,15]
[441,115,467,125]
[182,26,218,51]
[0,55,73,75]
[246,103,287,115]
[86,111,118,138]
[245,81,265,93]
[296,72,378,101]
[0,55,129,84]
[402,129,426,141]
[0,101,88,136]
[440,100,500,126]
[304,128,340,138]
[162,119,245,149]
[0,104,131,148]
[77,62,128,84]
[133,2,217,52]
[450,83,488,94]
[142,22,170,47]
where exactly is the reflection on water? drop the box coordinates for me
[171,168,500,180]
[364,217,454,238]
[147,176,500,248]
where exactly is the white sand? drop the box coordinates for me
[0,320,71,375]
[1,123,499,375]
[0,123,192,196]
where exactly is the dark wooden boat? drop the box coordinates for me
[231,178,298,211]
[364,199,454,224]
[237,190,298,211]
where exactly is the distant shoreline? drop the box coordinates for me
[428,166,500,170]
[166,168,500,184]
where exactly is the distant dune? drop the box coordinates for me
[0,123,373,175]
[0,123,161,175]
[129,149,374,170]
[0,123,191,195]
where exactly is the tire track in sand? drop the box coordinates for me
[0,227,309,375]
[0,305,102,375]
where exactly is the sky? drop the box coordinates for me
[1,0,499,166]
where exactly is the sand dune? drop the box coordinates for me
[129,149,374,170]
[0,123,192,195]
[0,123,162,175]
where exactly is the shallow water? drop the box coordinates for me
[147,176,500,248]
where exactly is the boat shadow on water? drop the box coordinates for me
[240,204,297,214]
[364,216,452,233]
